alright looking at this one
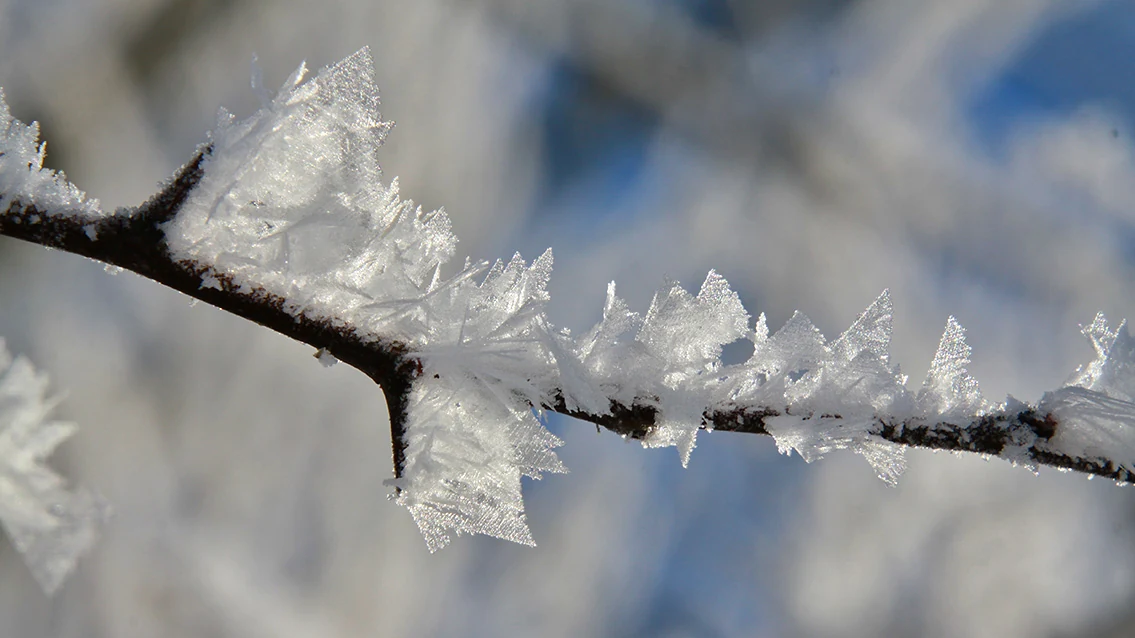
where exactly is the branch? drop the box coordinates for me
[1,168,1127,483]
[4,50,1134,553]
[550,394,1129,481]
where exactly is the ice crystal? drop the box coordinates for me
[1068,313,1135,403]
[830,289,892,364]
[636,272,749,465]
[394,250,567,550]
[570,272,748,465]
[918,316,985,418]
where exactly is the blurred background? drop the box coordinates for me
[2,0,1135,636]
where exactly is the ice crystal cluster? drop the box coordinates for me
[1040,314,1135,472]
[0,91,99,221]
[164,50,569,551]
[5,48,1135,559]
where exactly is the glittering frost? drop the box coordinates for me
[1068,313,1135,402]
[165,49,570,550]
[10,39,1135,565]
[563,281,642,414]
[1041,387,1135,475]
[831,289,892,364]
[166,48,458,346]
[637,271,748,369]
[635,272,748,465]
[748,292,908,484]
[44,44,1135,555]
[396,371,563,552]
[1040,314,1135,474]
[393,249,568,550]
[0,92,100,220]
[917,316,985,417]
[749,311,829,383]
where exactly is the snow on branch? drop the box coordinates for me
[3,49,1135,557]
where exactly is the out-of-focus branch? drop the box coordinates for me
[471,0,782,166]
[469,0,851,169]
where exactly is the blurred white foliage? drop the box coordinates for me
[2,1,1134,635]
[0,339,103,594]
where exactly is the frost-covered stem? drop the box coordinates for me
[0,147,420,474]
[548,395,1133,483]
[1,158,1129,483]
[10,50,1134,557]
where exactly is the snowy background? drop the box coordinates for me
[3,0,1135,636]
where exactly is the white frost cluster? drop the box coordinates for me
[735,293,913,485]
[0,340,105,593]
[162,48,1049,550]
[167,50,571,550]
[1040,314,1135,474]
[570,273,748,466]
[395,250,569,551]
[0,92,100,219]
[578,289,985,486]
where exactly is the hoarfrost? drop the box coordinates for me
[1041,388,1135,475]
[396,370,563,552]
[571,282,643,410]
[749,311,829,386]
[9,45,1130,554]
[0,91,101,220]
[95,47,570,552]
[164,51,959,552]
[830,289,892,364]
[0,340,105,593]
[917,316,985,418]
[765,414,907,486]
[750,292,908,484]
[393,249,567,549]
[617,270,749,465]
[1040,314,1135,475]
[1068,313,1135,402]
[166,48,457,346]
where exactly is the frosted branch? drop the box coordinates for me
[3,50,1135,556]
